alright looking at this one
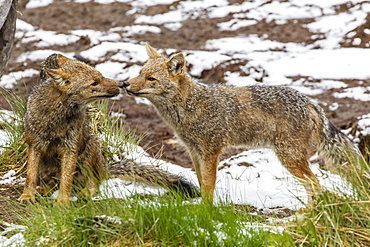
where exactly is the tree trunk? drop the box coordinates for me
[0,0,17,78]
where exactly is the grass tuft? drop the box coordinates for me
[19,195,285,246]
[0,90,27,177]
[288,155,370,246]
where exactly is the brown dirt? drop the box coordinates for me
[1,1,370,223]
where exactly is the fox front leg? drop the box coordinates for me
[199,153,220,201]
[190,149,220,201]
[19,146,42,203]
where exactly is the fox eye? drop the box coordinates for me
[65,80,70,84]
[91,81,99,86]
[147,77,156,81]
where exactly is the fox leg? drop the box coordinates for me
[19,146,42,202]
[57,149,78,205]
[189,152,203,187]
[79,157,105,198]
[275,149,319,199]
[200,153,220,201]
[36,184,57,196]
[189,148,220,201]
[79,177,98,199]
[78,135,106,198]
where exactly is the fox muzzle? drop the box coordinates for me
[119,81,130,88]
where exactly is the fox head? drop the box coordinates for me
[42,54,124,104]
[124,44,188,101]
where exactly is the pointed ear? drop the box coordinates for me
[167,53,185,76]
[55,54,70,66]
[43,68,69,85]
[145,43,161,59]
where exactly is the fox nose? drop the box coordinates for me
[119,81,130,88]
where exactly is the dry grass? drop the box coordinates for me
[288,155,370,246]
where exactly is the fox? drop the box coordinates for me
[19,53,199,205]
[122,44,361,201]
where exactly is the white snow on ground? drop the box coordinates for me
[185,51,230,77]
[97,147,351,210]
[1,0,370,244]
[262,49,370,80]
[0,69,38,88]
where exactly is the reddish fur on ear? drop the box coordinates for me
[145,43,161,59]
[55,54,70,66]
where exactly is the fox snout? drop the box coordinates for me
[121,81,136,96]
[120,81,130,88]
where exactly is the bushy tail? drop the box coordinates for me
[319,120,361,169]
[108,159,200,198]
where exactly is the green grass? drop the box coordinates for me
[2,91,370,246]
[0,90,27,176]
[88,99,140,164]
[18,195,290,246]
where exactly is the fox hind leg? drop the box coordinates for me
[275,148,319,200]
[78,135,106,199]
[57,146,80,205]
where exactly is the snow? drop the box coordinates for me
[263,49,370,80]
[95,61,128,81]
[333,87,370,101]
[97,147,351,210]
[246,1,323,23]
[0,234,26,247]
[25,0,53,8]
[205,35,300,54]
[15,50,73,64]
[134,0,229,30]
[306,10,368,49]
[14,20,35,32]
[209,1,264,19]
[357,113,370,136]
[80,42,148,62]
[0,223,27,247]
[20,30,80,48]
[185,51,230,77]
[290,79,348,96]
[0,69,39,88]
[1,0,370,243]
[0,170,17,185]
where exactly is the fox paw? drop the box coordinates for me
[18,193,35,203]
[56,197,70,206]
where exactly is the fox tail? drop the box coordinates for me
[319,119,361,170]
[108,159,200,198]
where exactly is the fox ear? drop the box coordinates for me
[43,68,70,86]
[167,53,185,76]
[55,54,70,66]
[145,43,161,59]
